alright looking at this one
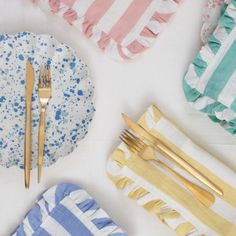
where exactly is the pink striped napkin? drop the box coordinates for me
[32,0,182,60]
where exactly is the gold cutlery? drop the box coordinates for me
[38,65,52,183]
[120,130,215,207]
[24,60,35,189]
[122,113,223,196]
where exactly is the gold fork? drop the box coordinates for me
[120,130,215,207]
[38,65,52,183]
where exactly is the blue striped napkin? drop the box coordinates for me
[12,183,126,236]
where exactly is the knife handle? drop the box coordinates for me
[24,102,32,189]
[154,142,223,196]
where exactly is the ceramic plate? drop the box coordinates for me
[0,32,95,168]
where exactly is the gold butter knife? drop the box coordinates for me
[122,113,223,196]
[24,60,35,189]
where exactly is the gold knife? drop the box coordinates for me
[24,60,35,189]
[122,113,223,196]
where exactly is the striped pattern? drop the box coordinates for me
[183,0,236,134]
[32,0,182,60]
[12,184,127,236]
[107,105,236,236]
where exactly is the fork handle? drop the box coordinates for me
[38,106,46,183]
[154,141,223,196]
[156,160,215,207]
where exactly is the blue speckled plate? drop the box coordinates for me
[0,32,95,168]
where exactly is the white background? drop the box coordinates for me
[0,0,236,235]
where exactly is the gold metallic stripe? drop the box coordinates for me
[126,155,236,236]
[175,222,195,236]
[108,174,134,189]
[159,210,180,222]
[143,200,166,214]
[111,149,127,167]
[128,187,149,200]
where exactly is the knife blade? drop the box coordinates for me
[122,113,223,196]
[24,60,35,189]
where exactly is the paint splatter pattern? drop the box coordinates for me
[0,32,95,168]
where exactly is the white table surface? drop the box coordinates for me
[1,0,236,235]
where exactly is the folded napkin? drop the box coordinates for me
[184,0,236,134]
[31,0,182,60]
[12,183,127,236]
[107,105,236,236]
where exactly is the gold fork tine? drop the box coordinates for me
[45,65,51,87]
[122,130,144,151]
[120,136,132,149]
[120,132,142,152]
[125,130,146,148]
[120,135,138,153]
[125,129,140,141]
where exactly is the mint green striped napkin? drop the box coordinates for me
[183,0,236,134]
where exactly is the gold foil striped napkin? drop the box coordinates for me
[106,105,236,236]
